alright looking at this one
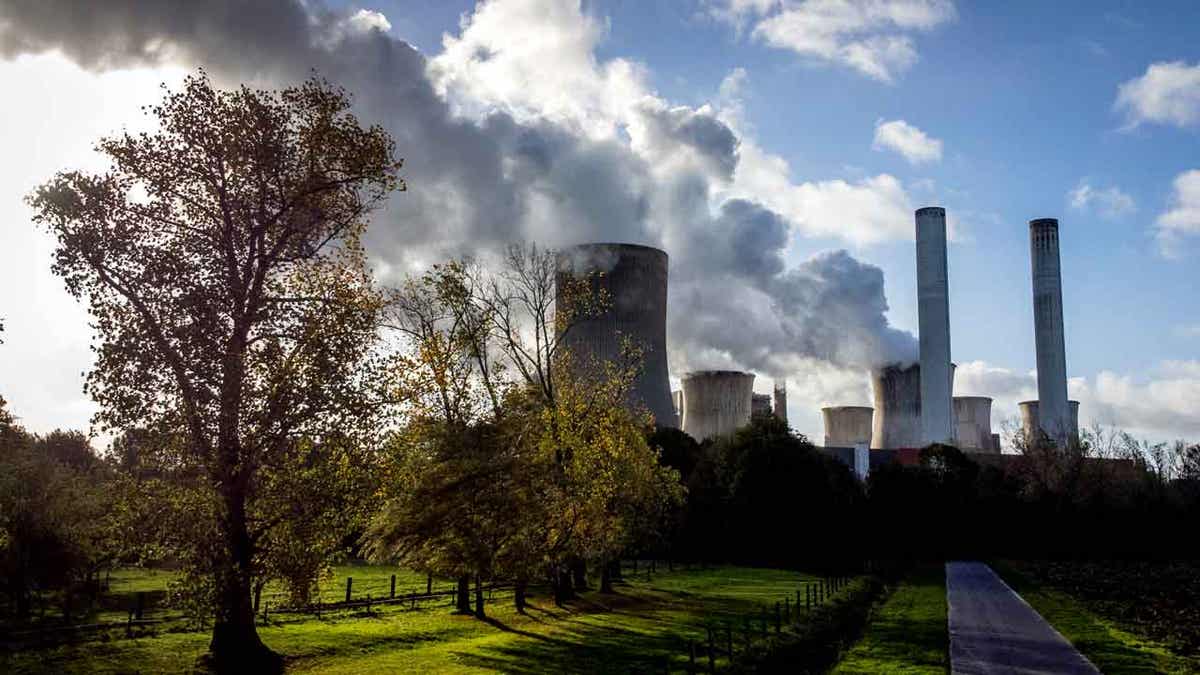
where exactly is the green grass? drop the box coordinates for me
[1,565,814,674]
[831,564,948,675]
[993,562,1200,675]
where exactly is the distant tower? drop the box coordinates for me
[1029,218,1070,442]
[751,393,772,417]
[555,243,678,428]
[916,207,954,445]
[773,381,788,423]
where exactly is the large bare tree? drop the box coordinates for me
[29,73,402,670]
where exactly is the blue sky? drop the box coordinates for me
[1,0,1197,444]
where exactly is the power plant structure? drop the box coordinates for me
[555,243,678,428]
[916,207,955,446]
[1019,400,1080,447]
[680,370,754,442]
[871,362,957,450]
[556,204,1088,468]
[822,406,874,448]
[1029,218,1073,443]
[953,396,997,453]
[751,393,772,417]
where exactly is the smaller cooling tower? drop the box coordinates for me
[953,396,995,453]
[1019,400,1080,446]
[871,362,956,449]
[681,371,755,442]
[822,406,874,448]
[751,393,772,417]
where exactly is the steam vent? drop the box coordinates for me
[681,370,754,441]
[555,243,678,428]
[1029,218,1071,442]
[871,362,956,450]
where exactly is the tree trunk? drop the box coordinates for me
[609,558,623,581]
[553,567,574,606]
[473,575,485,619]
[455,576,471,614]
[514,579,527,613]
[208,474,279,673]
[600,562,614,594]
[571,559,588,591]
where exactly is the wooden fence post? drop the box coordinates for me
[345,577,353,603]
[774,602,781,633]
[689,641,696,670]
[707,627,716,672]
[136,591,145,620]
[390,574,396,599]
[784,596,791,623]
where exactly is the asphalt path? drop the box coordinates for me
[946,561,1099,674]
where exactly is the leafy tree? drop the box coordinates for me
[28,72,401,670]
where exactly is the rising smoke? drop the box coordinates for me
[0,0,916,376]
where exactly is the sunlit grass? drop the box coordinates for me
[831,564,947,675]
[2,565,812,674]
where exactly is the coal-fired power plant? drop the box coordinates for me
[953,396,996,453]
[916,207,954,446]
[1029,218,1072,443]
[558,204,1087,463]
[822,406,874,448]
[681,371,755,442]
[555,243,678,428]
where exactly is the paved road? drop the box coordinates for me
[946,561,1099,675]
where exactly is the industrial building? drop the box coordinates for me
[555,243,678,428]
[556,206,1084,468]
[680,370,755,442]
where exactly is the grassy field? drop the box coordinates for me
[993,561,1200,675]
[831,564,948,674]
[1,566,815,674]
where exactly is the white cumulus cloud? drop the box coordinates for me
[872,118,942,164]
[1067,179,1135,218]
[1155,169,1200,257]
[1115,60,1200,128]
[711,0,956,82]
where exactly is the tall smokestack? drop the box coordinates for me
[1029,218,1070,442]
[773,381,787,423]
[916,207,954,445]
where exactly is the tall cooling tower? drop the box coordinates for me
[953,396,994,453]
[1029,218,1070,442]
[556,243,678,428]
[916,207,954,445]
[681,371,754,441]
[1019,400,1080,446]
[871,362,957,449]
[822,406,874,448]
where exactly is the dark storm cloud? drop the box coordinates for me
[1,0,913,372]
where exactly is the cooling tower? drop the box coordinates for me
[871,362,956,449]
[1029,219,1071,442]
[681,370,754,441]
[773,382,788,423]
[916,207,954,445]
[953,396,994,453]
[751,393,772,417]
[555,243,678,428]
[822,406,874,448]
[1019,400,1080,447]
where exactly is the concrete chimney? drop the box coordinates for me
[1029,218,1070,443]
[916,207,954,445]
[773,381,788,423]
